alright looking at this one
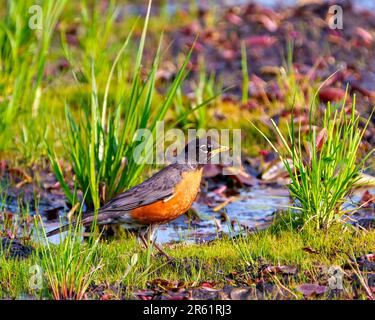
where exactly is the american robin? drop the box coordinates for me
[46,137,229,257]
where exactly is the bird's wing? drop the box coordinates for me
[45,165,185,237]
[99,165,183,213]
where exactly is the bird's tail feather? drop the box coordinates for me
[45,212,97,238]
[45,222,75,237]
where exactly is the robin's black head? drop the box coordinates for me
[181,136,229,166]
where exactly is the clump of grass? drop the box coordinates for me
[0,253,32,299]
[0,219,373,299]
[254,93,374,230]
[34,214,102,300]
[0,0,67,152]
[48,0,193,210]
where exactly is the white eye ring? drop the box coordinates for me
[200,144,208,153]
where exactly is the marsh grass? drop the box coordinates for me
[253,93,374,230]
[0,0,67,152]
[222,216,374,299]
[48,0,194,210]
[0,253,32,299]
[0,219,373,299]
[34,213,103,300]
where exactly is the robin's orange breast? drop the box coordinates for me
[130,168,203,225]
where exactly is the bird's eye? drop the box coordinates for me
[200,144,208,153]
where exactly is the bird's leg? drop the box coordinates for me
[139,229,149,250]
[153,242,172,261]
[139,226,172,261]
[148,224,172,261]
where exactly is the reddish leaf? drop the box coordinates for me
[201,282,214,289]
[297,284,328,297]
[261,159,293,181]
[228,287,252,300]
[224,166,257,186]
[134,290,155,300]
[316,128,327,152]
[181,22,200,36]
[355,27,373,46]
[261,265,297,275]
[360,190,375,207]
[256,15,278,32]
[203,164,222,178]
[319,87,346,102]
[351,83,375,100]
[226,12,243,26]
[213,185,227,197]
[245,35,277,47]
[221,49,237,61]
[100,293,113,300]
[0,160,7,178]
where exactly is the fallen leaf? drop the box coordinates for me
[355,27,373,46]
[224,166,257,186]
[150,278,185,291]
[43,182,61,191]
[319,87,346,102]
[260,65,280,75]
[257,15,278,32]
[296,284,328,297]
[261,159,293,181]
[360,190,375,207]
[203,164,222,178]
[100,293,114,300]
[9,168,33,188]
[213,196,239,212]
[245,35,277,47]
[213,185,227,197]
[201,282,215,289]
[261,265,298,275]
[354,174,375,188]
[134,290,155,300]
[228,287,252,300]
[225,12,243,25]
[303,247,320,254]
[316,128,327,152]
[67,202,81,222]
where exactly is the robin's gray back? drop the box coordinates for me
[99,163,192,214]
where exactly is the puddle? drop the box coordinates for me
[154,187,374,244]
[1,181,374,245]
[155,186,290,244]
[2,185,291,244]
[43,186,374,244]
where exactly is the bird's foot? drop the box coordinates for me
[153,242,173,262]
[139,233,173,262]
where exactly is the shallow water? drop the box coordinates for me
[41,186,374,244]
[1,176,374,244]
[41,186,290,244]
[155,186,290,243]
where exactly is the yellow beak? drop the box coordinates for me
[210,145,230,156]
